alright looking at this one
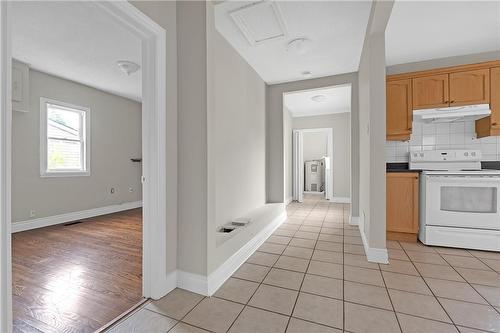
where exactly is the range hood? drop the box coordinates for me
[413,104,491,123]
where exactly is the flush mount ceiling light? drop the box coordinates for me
[301,71,312,78]
[311,95,327,103]
[116,60,140,76]
[286,37,312,55]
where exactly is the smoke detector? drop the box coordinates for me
[117,60,140,76]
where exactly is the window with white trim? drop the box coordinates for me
[40,98,90,177]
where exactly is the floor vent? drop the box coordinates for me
[64,221,83,226]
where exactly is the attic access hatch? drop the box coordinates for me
[229,1,288,46]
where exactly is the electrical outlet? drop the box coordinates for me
[29,210,36,218]
[110,187,115,194]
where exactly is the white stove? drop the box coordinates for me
[409,149,500,252]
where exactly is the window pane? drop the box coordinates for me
[441,186,497,213]
[47,138,82,170]
[47,104,81,140]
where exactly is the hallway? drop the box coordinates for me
[109,194,500,332]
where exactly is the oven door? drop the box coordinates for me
[425,175,500,230]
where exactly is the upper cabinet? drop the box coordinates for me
[387,79,412,141]
[449,69,489,106]
[412,74,449,109]
[476,67,500,138]
[386,60,500,141]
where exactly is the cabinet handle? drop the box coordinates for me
[493,122,498,126]
[444,100,449,103]
[450,100,455,103]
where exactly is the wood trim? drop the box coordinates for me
[387,59,500,81]
[387,133,410,141]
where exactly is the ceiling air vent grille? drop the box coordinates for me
[229,1,288,46]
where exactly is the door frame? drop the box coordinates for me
[0,2,169,331]
[292,128,334,202]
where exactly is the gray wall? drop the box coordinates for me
[292,113,351,199]
[386,51,500,75]
[176,0,208,275]
[302,131,327,161]
[131,0,179,277]
[207,1,267,274]
[357,0,393,250]
[12,70,141,222]
[266,73,360,217]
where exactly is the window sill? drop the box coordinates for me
[40,171,91,178]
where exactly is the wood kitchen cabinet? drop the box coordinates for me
[476,67,500,138]
[387,79,412,141]
[449,69,489,106]
[387,172,419,242]
[412,74,449,109]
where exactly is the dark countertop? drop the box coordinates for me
[386,163,420,173]
[387,161,500,172]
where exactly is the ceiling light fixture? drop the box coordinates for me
[117,60,140,76]
[301,71,312,78]
[286,37,312,55]
[311,95,327,103]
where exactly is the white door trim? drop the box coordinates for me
[292,128,334,201]
[292,130,304,202]
[0,2,13,330]
[0,2,169,331]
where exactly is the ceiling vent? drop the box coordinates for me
[230,1,288,46]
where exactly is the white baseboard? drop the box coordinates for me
[177,270,209,296]
[285,197,293,205]
[359,221,389,264]
[331,196,351,203]
[176,209,287,296]
[349,216,359,226]
[12,201,143,233]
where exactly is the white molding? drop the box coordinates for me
[177,270,208,296]
[359,222,389,264]
[12,201,143,233]
[177,210,288,296]
[331,196,351,203]
[0,1,12,331]
[349,215,359,226]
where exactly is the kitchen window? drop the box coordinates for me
[40,98,90,177]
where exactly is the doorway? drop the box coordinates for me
[292,128,333,202]
[0,2,168,332]
[283,84,352,205]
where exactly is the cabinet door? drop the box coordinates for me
[491,67,500,129]
[412,74,449,109]
[449,69,490,106]
[387,79,412,141]
[386,173,419,234]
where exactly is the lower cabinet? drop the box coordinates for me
[386,172,419,242]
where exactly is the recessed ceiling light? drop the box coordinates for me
[301,71,312,78]
[117,60,140,76]
[286,38,312,55]
[311,95,327,103]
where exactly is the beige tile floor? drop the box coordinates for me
[107,194,500,333]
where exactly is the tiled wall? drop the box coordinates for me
[386,119,500,162]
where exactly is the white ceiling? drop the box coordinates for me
[284,84,351,118]
[386,1,500,66]
[11,2,142,101]
[214,1,372,84]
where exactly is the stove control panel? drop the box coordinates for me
[410,150,482,162]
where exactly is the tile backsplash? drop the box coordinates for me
[386,119,500,162]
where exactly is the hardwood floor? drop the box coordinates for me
[12,209,143,333]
